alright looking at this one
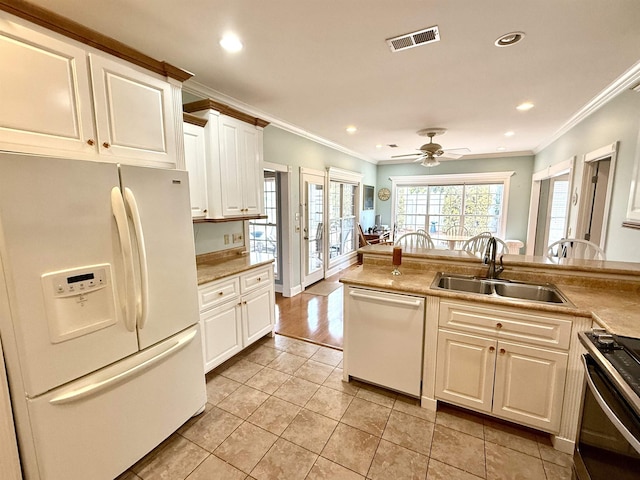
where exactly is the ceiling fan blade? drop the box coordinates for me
[440,152,464,159]
[440,147,471,159]
[391,152,421,158]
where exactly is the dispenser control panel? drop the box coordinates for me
[51,268,108,297]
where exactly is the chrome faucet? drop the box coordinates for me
[483,237,504,279]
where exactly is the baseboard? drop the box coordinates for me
[420,396,438,411]
[286,284,303,297]
[551,435,575,455]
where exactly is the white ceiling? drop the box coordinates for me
[28,0,640,163]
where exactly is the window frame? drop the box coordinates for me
[327,167,362,269]
[388,171,514,239]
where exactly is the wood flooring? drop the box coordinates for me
[274,265,359,350]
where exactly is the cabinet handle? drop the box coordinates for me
[489,346,495,353]
[218,292,224,296]
[103,142,111,149]
[496,322,503,329]
[87,139,95,146]
[499,348,506,355]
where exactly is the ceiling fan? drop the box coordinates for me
[392,128,470,167]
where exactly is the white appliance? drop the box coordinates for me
[0,153,206,479]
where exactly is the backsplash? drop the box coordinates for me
[193,221,245,255]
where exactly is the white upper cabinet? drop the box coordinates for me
[0,10,186,168]
[184,100,269,220]
[183,116,208,218]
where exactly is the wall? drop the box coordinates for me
[193,222,244,255]
[375,155,535,243]
[534,89,640,261]
[264,126,377,290]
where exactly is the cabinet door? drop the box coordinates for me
[183,122,208,217]
[0,19,95,156]
[241,286,274,347]
[200,301,242,373]
[492,340,568,432]
[218,116,245,216]
[239,122,263,215]
[89,53,176,167]
[435,329,495,413]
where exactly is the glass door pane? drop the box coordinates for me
[302,171,325,286]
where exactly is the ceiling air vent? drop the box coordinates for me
[386,26,440,52]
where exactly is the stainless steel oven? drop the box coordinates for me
[574,331,640,479]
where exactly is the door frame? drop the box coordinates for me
[525,157,575,256]
[300,167,327,288]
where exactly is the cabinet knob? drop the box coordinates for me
[218,291,224,296]
[499,348,506,355]
[103,142,111,149]
[489,346,495,353]
[257,277,261,281]
[87,139,95,146]
[203,209,208,213]
[496,322,503,329]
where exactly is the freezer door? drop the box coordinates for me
[119,165,199,348]
[24,325,206,480]
[0,155,139,396]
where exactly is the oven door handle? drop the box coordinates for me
[582,354,640,454]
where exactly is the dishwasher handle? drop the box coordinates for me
[349,289,422,307]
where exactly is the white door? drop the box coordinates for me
[0,155,138,396]
[435,329,496,413]
[119,166,199,349]
[301,170,326,287]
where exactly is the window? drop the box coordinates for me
[546,175,569,247]
[248,172,279,278]
[390,172,513,240]
[327,167,362,266]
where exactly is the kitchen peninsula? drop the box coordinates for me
[340,244,640,454]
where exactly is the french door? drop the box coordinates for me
[301,169,325,287]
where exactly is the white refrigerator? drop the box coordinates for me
[0,153,206,479]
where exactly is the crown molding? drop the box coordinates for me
[534,59,640,154]
[182,80,376,164]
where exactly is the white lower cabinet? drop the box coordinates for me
[435,300,570,433]
[198,264,274,373]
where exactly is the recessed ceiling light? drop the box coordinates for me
[375,144,383,149]
[504,131,515,137]
[516,102,534,111]
[346,126,357,134]
[496,146,507,152]
[220,34,243,52]
[495,31,525,47]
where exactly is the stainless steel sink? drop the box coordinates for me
[432,273,573,306]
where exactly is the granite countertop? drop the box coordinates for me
[340,263,640,338]
[196,250,274,285]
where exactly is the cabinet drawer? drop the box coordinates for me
[240,265,273,294]
[199,277,240,312]
[439,300,572,350]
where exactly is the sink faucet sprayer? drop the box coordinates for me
[483,237,504,279]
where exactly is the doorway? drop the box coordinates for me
[301,168,326,287]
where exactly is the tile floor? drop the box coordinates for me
[117,334,573,480]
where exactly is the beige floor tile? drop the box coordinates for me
[219,358,264,383]
[355,384,396,408]
[435,404,485,439]
[242,345,284,366]
[382,409,434,455]
[484,419,540,457]
[258,333,297,351]
[205,373,242,405]
[485,441,545,480]
[429,424,486,478]
[247,396,301,435]
[368,439,429,480]
[281,408,338,454]
[284,340,321,358]
[251,438,318,480]
[115,471,142,480]
[186,454,246,480]
[341,397,391,437]
[306,456,365,480]
[543,460,573,480]
[245,367,291,394]
[393,396,437,423]
[179,405,243,452]
[131,434,209,480]
[323,368,360,396]
[321,423,379,476]
[294,359,335,384]
[214,422,277,474]
[538,441,573,468]
[217,385,270,419]
[273,376,320,406]
[266,351,308,374]
[310,347,344,367]
[306,385,355,420]
[426,459,484,480]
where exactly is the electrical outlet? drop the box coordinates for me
[224,234,230,245]
[233,233,242,243]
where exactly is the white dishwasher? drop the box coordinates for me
[343,286,425,397]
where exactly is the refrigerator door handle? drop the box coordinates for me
[48,328,198,405]
[124,187,149,330]
[111,187,137,332]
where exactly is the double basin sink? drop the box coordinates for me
[431,273,573,306]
